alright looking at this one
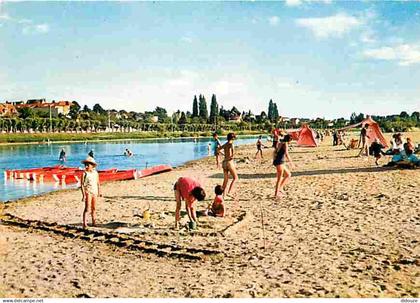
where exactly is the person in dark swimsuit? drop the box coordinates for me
[273,134,294,199]
[255,135,265,159]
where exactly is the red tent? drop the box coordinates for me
[338,116,388,147]
[287,124,318,147]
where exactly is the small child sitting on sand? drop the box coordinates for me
[208,185,225,217]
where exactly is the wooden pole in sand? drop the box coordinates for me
[254,160,266,250]
[259,199,266,251]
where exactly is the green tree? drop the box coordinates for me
[82,105,91,113]
[93,103,106,115]
[178,112,187,124]
[400,111,409,119]
[17,107,35,119]
[350,112,357,124]
[268,99,274,121]
[209,94,218,123]
[273,103,279,121]
[199,94,208,120]
[192,95,199,117]
[69,101,81,118]
[153,107,168,123]
[411,111,419,122]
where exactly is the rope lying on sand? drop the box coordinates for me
[1,213,224,261]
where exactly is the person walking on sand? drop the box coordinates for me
[218,132,238,198]
[255,135,265,159]
[369,139,385,166]
[81,156,100,229]
[212,132,223,168]
[357,124,370,157]
[273,134,295,199]
[173,177,206,230]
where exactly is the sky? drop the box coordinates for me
[0,0,419,119]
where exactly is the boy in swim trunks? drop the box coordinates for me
[173,177,206,229]
[218,133,238,198]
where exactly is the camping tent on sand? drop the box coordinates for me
[338,116,388,148]
[287,124,318,147]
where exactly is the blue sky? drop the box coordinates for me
[0,1,419,119]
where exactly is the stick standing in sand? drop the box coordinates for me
[273,134,294,198]
[218,132,238,197]
[173,177,206,229]
[81,156,100,229]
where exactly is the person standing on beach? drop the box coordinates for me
[273,134,294,199]
[272,128,280,148]
[255,135,265,159]
[358,124,370,157]
[81,156,100,229]
[173,177,206,230]
[218,133,238,198]
[212,133,223,168]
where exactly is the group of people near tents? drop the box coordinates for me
[338,116,419,167]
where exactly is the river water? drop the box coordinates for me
[0,136,259,202]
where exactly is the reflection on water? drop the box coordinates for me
[0,136,259,202]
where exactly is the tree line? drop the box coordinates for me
[1,95,419,134]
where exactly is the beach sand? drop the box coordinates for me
[1,133,419,298]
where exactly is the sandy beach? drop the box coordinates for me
[1,134,419,298]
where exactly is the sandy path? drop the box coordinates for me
[1,136,419,298]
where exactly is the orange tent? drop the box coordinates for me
[287,124,318,147]
[338,116,388,148]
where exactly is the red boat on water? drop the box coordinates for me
[5,165,172,184]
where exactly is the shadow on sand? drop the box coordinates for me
[209,166,396,179]
[104,195,174,202]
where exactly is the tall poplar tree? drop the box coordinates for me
[192,95,198,118]
[268,99,274,121]
[209,94,218,123]
[273,103,279,121]
[199,95,208,120]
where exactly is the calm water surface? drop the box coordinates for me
[0,136,259,202]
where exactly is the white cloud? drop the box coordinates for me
[360,31,376,44]
[210,80,246,95]
[285,0,332,7]
[22,23,49,34]
[296,13,363,39]
[35,23,49,33]
[364,44,420,66]
[180,36,193,43]
[268,16,280,26]
[286,0,302,6]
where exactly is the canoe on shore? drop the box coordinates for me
[4,165,172,184]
